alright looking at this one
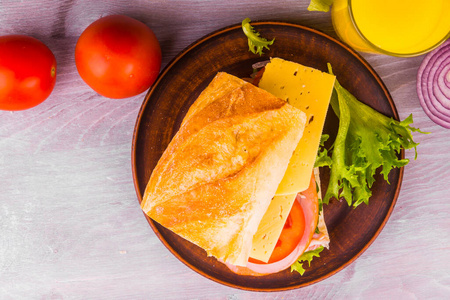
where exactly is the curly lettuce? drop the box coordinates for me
[307,0,334,12]
[324,64,428,207]
[291,246,324,275]
[241,18,274,55]
[315,134,332,168]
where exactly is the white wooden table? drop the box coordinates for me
[1,1,449,299]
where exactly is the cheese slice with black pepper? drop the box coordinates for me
[259,58,335,195]
[248,59,334,263]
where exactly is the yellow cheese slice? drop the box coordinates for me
[249,193,297,262]
[248,59,334,262]
[259,58,335,195]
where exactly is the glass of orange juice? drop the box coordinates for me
[331,0,450,57]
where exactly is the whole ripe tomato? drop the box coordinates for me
[75,15,162,99]
[0,35,57,111]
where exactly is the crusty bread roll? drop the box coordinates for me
[141,72,307,266]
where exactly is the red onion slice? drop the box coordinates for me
[417,40,450,128]
[432,56,450,110]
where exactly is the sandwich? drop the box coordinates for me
[141,58,336,275]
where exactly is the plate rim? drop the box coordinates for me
[131,20,404,291]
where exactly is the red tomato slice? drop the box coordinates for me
[268,199,305,263]
[225,171,319,275]
[249,199,305,264]
[252,67,265,86]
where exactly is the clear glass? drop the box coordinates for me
[331,0,450,57]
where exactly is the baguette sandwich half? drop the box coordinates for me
[142,58,334,275]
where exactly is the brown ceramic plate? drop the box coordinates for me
[131,21,403,291]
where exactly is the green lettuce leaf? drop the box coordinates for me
[291,246,324,275]
[241,18,274,55]
[315,134,333,168]
[307,0,334,12]
[324,64,429,207]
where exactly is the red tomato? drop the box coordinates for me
[0,35,56,111]
[268,199,305,263]
[252,67,265,86]
[249,200,305,264]
[248,171,319,265]
[75,15,162,99]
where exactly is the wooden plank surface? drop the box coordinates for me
[1,0,449,299]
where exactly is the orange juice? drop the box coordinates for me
[331,0,450,56]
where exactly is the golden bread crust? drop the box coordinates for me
[141,73,307,266]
